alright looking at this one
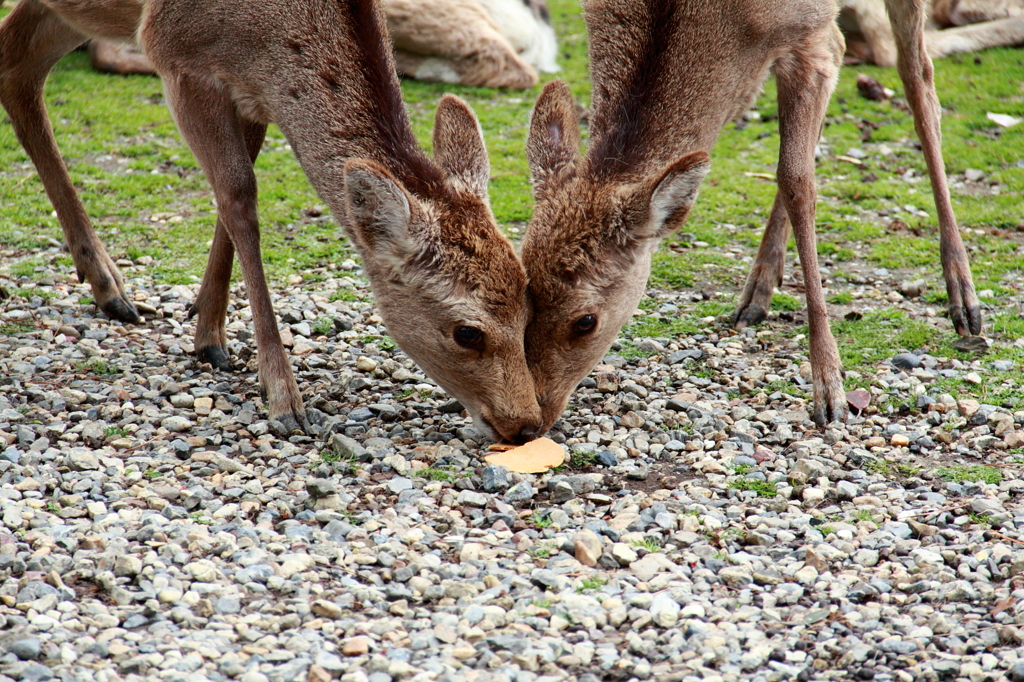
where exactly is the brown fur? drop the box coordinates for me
[386,0,538,88]
[523,0,979,431]
[0,0,541,441]
[841,0,1024,67]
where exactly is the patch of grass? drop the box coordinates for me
[329,289,359,303]
[819,525,836,537]
[629,536,663,553]
[731,464,754,475]
[831,309,941,373]
[827,291,854,305]
[46,501,60,513]
[576,576,608,593]
[771,293,801,312]
[414,466,461,482]
[728,478,778,497]
[968,512,992,526]
[105,426,126,438]
[188,512,212,525]
[529,545,553,560]
[0,322,34,335]
[937,465,1002,485]
[313,317,334,336]
[553,448,596,473]
[854,509,874,522]
[14,288,58,301]
[76,359,117,375]
[866,460,920,478]
[531,513,554,529]
[143,469,160,480]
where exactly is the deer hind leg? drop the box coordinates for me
[885,0,981,336]
[189,121,267,372]
[774,26,848,426]
[0,0,140,323]
[162,73,307,434]
[733,192,791,329]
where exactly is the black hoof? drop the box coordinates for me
[732,304,767,329]
[196,345,232,371]
[101,297,141,324]
[273,412,310,436]
[949,304,983,338]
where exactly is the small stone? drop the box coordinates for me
[594,450,618,467]
[891,353,921,370]
[356,356,377,372]
[964,372,983,385]
[550,481,576,504]
[311,600,342,619]
[481,465,510,492]
[343,637,370,656]
[572,529,602,567]
[9,637,41,661]
[890,434,910,446]
[194,397,213,416]
[596,372,619,393]
[161,416,193,433]
[607,544,637,568]
[504,481,535,503]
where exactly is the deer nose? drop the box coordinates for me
[510,425,541,445]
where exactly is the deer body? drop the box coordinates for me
[524,0,978,430]
[0,0,542,442]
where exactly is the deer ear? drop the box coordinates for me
[527,80,581,197]
[344,159,415,268]
[624,152,711,240]
[433,95,490,200]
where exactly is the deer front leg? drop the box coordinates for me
[733,192,790,329]
[775,30,848,426]
[163,74,307,434]
[0,0,140,323]
[189,121,267,371]
[885,0,981,336]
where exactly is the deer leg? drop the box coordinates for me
[0,0,140,323]
[190,120,267,371]
[163,74,307,434]
[733,191,790,329]
[885,0,981,336]
[774,29,847,426]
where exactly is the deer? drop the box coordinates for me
[0,0,543,443]
[841,0,1024,67]
[522,0,981,431]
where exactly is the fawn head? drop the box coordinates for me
[521,82,710,432]
[343,96,541,443]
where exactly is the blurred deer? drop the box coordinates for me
[522,0,979,430]
[841,0,1024,66]
[0,0,542,442]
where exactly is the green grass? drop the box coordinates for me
[414,466,461,482]
[629,537,664,553]
[727,479,778,497]
[105,426,126,438]
[866,460,921,479]
[531,513,554,529]
[576,576,608,593]
[1,4,1022,417]
[937,465,1003,485]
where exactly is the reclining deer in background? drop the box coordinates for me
[841,0,1024,66]
[522,0,980,429]
[0,0,542,443]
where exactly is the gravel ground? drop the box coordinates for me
[2,249,1024,682]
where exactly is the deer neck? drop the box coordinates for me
[581,0,777,183]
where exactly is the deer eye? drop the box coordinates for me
[573,314,597,336]
[454,326,485,350]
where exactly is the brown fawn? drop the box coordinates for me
[0,0,542,442]
[522,0,980,430]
